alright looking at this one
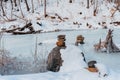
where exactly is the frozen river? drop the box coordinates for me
[2,28,120,73]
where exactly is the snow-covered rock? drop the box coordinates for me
[60,45,87,72]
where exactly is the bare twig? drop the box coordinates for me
[34,37,38,63]
[31,0,34,13]
[13,14,27,21]
[18,0,24,18]
[0,15,8,21]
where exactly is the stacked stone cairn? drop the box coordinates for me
[75,35,84,46]
[47,35,66,72]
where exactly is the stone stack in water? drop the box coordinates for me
[47,35,66,72]
[75,35,84,46]
[56,35,66,48]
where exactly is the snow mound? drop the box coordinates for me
[95,63,109,77]
[60,45,87,72]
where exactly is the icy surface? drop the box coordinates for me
[2,29,120,73]
[1,35,120,80]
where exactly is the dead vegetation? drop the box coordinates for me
[44,13,69,22]
[94,29,120,53]
[0,47,48,75]
[0,32,47,75]
[1,22,42,35]
[112,21,120,26]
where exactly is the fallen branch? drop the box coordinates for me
[13,14,27,21]
[55,13,64,21]
[4,27,20,33]
[0,15,8,22]
[94,29,120,53]
[19,22,32,31]
[12,30,42,35]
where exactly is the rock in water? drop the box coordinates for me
[47,46,64,72]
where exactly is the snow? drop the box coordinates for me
[1,29,120,80]
[1,44,120,80]
[41,39,57,44]
[0,0,120,32]
[95,63,109,77]
[60,45,87,72]
[0,0,120,80]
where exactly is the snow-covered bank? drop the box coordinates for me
[0,0,120,33]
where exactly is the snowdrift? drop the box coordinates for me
[0,45,120,80]
[60,45,87,72]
